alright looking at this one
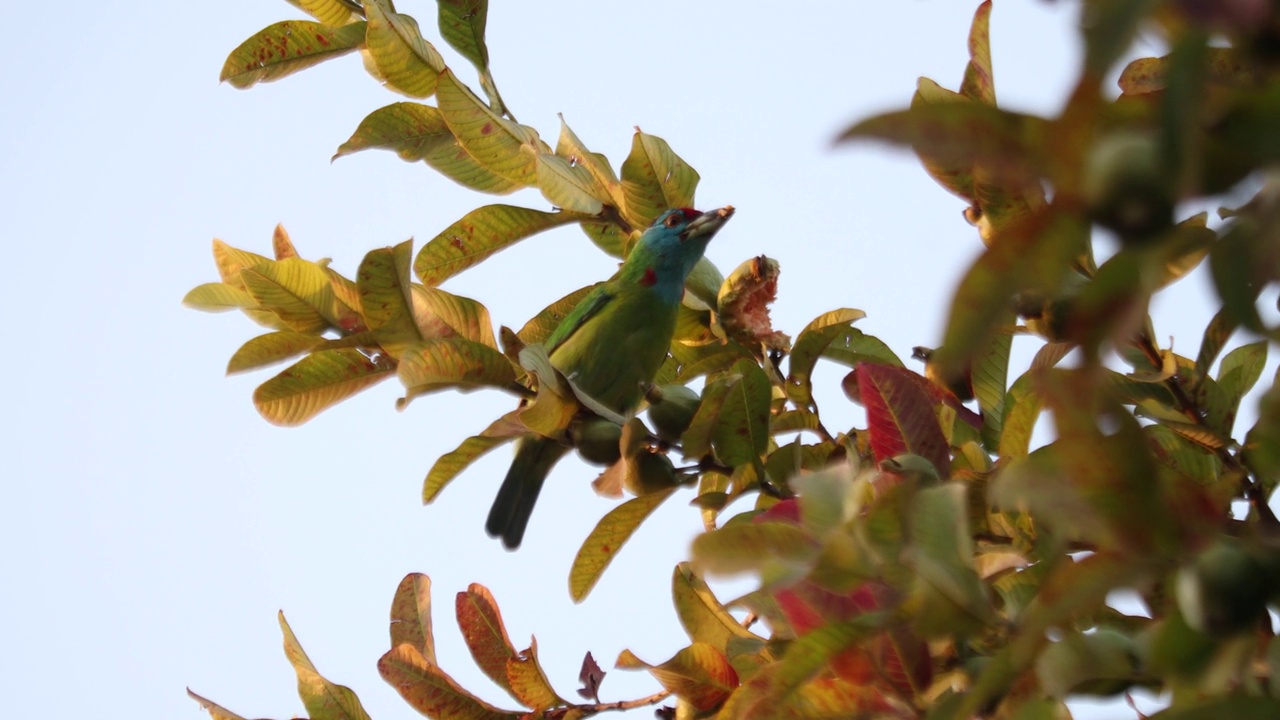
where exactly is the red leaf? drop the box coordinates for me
[856,363,951,478]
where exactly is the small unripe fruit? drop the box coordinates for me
[647,383,701,442]
[1176,539,1274,637]
[571,418,623,466]
[625,450,679,495]
[1083,131,1173,242]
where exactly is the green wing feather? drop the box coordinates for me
[544,284,616,354]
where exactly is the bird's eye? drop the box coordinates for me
[664,213,682,229]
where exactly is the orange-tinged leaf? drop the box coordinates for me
[856,363,950,478]
[227,330,325,374]
[357,241,421,358]
[506,637,566,711]
[378,643,516,720]
[569,487,679,602]
[396,338,515,407]
[183,282,257,312]
[414,205,579,286]
[616,643,739,712]
[672,563,769,653]
[254,348,394,425]
[456,584,518,696]
[960,1,995,104]
[271,224,299,260]
[212,239,271,288]
[221,20,366,89]
[411,285,497,349]
[279,611,373,720]
[362,0,444,98]
[390,573,435,665]
[186,688,249,720]
[437,70,539,185]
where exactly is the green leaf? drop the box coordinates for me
[691,520,816,576]
[226,330,324,374]
[358,241,422,358]
[283,0,363,26]
[436,0,488,70]
[389,573,436,665]
[1035,629,1139,699]
[411,285,497,348]
[974,323,1012,452]
[907,484,996,631]
[414,205,578,285]
[1195,308,1237,379]
[999,370,1042,460]
[454,584,518,698]
[211,239,271,288]
[422,413,523,502]
[818,327,903,370]
[396,338,516,407]
[254,348,394,425]
[279,611,373,720]
[709,359,772,467]
[363,0,444,98]
[377,644,515,720]
[570,487,679,602]
[241,258,336,334]
[554,116,623,207]
[619,130,699,230]
[1217,341,1267,420]
[1081,0,1159,78]
[785,309,867,406]
[220,21,366,89]
[183,282,257,312]
[535,153,605,214]
[437,70,539,184]
[671,563,769,660]
[578,220,627,258]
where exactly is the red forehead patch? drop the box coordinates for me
[676,208,701,220]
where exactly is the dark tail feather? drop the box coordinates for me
[485,437,569,549]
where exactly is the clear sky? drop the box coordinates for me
[2,2,1253,718]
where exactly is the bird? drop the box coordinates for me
[486,206,735,549]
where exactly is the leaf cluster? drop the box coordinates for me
[189,1,1280,718]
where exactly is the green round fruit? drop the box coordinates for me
[625,450,679,495]
[571,418,622,466]
[1176,539,1272,637]
[1083,131,1173,242]
[647,384,701,442]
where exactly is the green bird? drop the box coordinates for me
[486,206,735,549]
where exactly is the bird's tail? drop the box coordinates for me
[486,437,570,549]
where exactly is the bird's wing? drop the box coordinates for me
[544,284,615,355]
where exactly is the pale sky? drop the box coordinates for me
[3,2,1249,718]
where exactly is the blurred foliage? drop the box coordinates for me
[188,0,1280,717]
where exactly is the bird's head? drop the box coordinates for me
[629,206,735,301]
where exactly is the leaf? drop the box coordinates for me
[999,370,1043,460]
[907,484,996,630]
[555,117,623,205]
[577,652,605,702]
[411,285,498,348]
[973,324,1012,452]
[436,0,489,71]
[616,643,739,712]
[212,239,271,287]
[1148,697,1280,720]
[960,2,995,104]
[691,520,816,577]
[270,224,299,260]
[516,283,600,345]
[710,359,772,467]
[620,129,699,229]
[1195,308,1237,379]
[819,328,903,370]
[390,573,436,665]
[279,611,373,720]
[414,205,578,285]
[535,153,605,214]
[358,241,422,358]
[437,70,539,184]
[186,689,249,720]
[363,0,444,98]
[672,563,769,656]
[786,309,867,406]
[423,412,524,502]
[506,637,566,711]
[395,338,516,407]
[856,363,950,478]
[456,584,518,697]
[183,282,257,312]
[227,330,325,374]
[569,487,679,602]
[378,643,516,720]
[283,0,362,26]
[1217,340,1266,419]
[221,20,367,89]
[254,348,394,425]
[241,258,336,334]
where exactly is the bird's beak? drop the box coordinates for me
[682,205,735,241]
